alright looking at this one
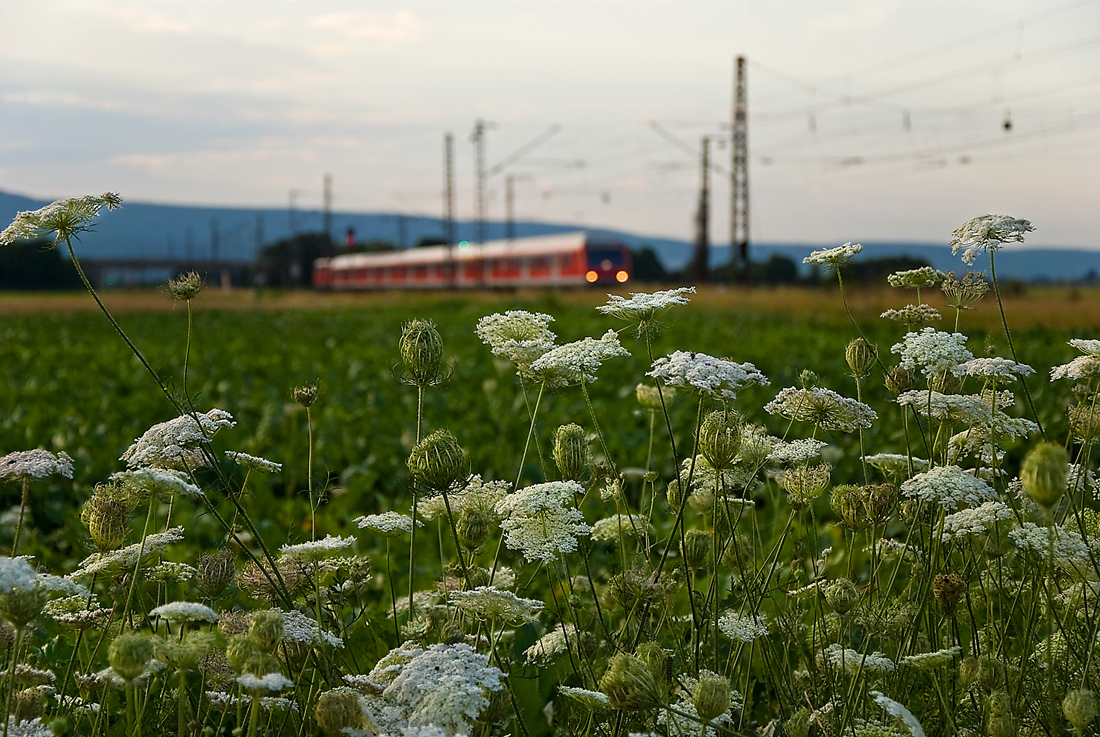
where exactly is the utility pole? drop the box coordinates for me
[444,133,455,245]
[255,213,264,254]
[693,137,710,283]
[471,119,487,243]
[322,174,333,241]
[210,218,220,262]
[731,55,750,280]
[506,175,515,240]
[288,189,298,237]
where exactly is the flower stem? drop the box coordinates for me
[10,478,28,557]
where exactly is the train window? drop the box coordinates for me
[508,258,521,271]
[414,265,427,279]
[531,256,550,272]
[586,248,625,270]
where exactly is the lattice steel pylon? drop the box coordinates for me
[731,55,749,280]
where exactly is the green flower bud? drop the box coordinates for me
[831,484,868,531]
[108,632,154,682]
[599,653,665,710]
[634,641,672,691]
[84,495,129,551]
[933,573,967,617]
[292,384,319,408]
[225,635,257,673]
[407,429,465,491]
[987,714,1016,737]
[681,529,712,570]
[553,424,589,482]
[845,338,878,379]
[959,656,980,686]
[636,383,672,410]
[197,549,236,599]
[1063,688,1097,732]
[399,319,444,385]
[167,271,204,301]
[864,483,899,526]
[456,507,491,551]
[666,478,685,510]
[0,587,45,629]
[884,365,916,396]
[314,687,365,737]
[698,410,742,470]
[1021,442,1069,509]
[692,671,731,721]
[249,610,285,654]
[14,686,45,722]
[785,708,811,737]
[782,463,831,510]
[988,690,1012,717]
[823,578,858,614]
[977,655,1004,691]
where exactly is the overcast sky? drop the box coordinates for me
[2,0,1098,247]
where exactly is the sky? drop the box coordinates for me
[1,0,1099,248]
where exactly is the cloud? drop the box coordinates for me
[310,10,424,45]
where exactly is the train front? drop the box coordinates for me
[583,241,632,285]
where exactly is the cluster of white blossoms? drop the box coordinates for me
[1009,523,1091,569]
[1051,339,1100,381]
[120,409,236,470]
[940,501,1014,542]
[0,450,74,481]
[866,454,930,478]
[2,716,52,737]
[647,350,769,401]
[596,286,695,322]
[869,691,926,737]
[589,514,653,541]
[448,586,543,624]
[382,643,504,735]
[417,475,510,522]
[896,391,992,425]
[270,607,345,648]
[767,438,827,466]
[953,357,1035,381]
[528,329,629,387]
[803,242,862,270]
[0,193,121,246]
[523,623,579,666]
[658,672,740,737]
[474,310,557,378]
[900,466,996,510]
[891,328,974,377]
[558,686,610,709]
[279,534,355,562]
[111,467,203,500]
[0,557,39,593]
[148,601,219,624]
[949,213,1034,265]
[821,643,896,674]
[72,526,185,578]
[887,267,947,289]
[897,647,960,670]
[880,304,941,326]
[355,511,422,537]
[717,611,770,642]
[764,386,877,433]
[224,451,282,474]
[495,481,589,563]
[238,673,294,692]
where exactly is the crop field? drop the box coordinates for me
[2,252,1100,737]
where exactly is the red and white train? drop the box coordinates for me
[312,231,632,290]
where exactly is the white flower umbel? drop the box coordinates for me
[953,357,1035,380]
[448,586,543,624]
[475,310,557,378]
[149,601,219,624]
[71,527,185,578]
[355,511,422,537]
[804,242,862,271]
[1009,523,1091,570]
[950,214,1033,266]
[717,612,769,642]
[764,386,876,433]
[821,643,895,674]
[2,716,52,737]
[0,557,38,593]
[647,350,769,401]
[417,475,510,522]
[881,304,941,326]
[528,329,629,387]
[941,502,1014,542]
[111,467,203,499]
[0,450,74,481]
[120,409,236,471]
[495,481,590,563]
[870,691,926,737]
[900,466,996,511]
[897,647,960,670]
[896,391,993,425]
[279,534,354,562]
[866,454,930,478]
[225,451,282,474]
[0,193,121,246]
[767,438,827,466]
[272,608,345,648]
[887,267,946,289]
[558,686,611,709]
[237,673,294,692]
[596,287,695,322]
[590,514,653,541]
[383,642,504,735]
[524,623,579,665]
[891,328,973,377]
[1051,355,1100,382]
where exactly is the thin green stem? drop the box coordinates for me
[10,478,28,557]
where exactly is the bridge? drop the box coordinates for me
[82,258,253,288]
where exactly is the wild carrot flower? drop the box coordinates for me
[1009,522,1090,569]
[887,267,946,289]
[528,329,629,387]
[953,357,1035,380]
[764,386,876,432]
[941,502,1014,542]
[355,511,422,537]
[896,391,992,424]
[647,350,769,401]
[590,514,653,541]
[495,481,589,563]
[279,535,355,562]
[111,467,203,500]
[448,586,543,624]
[225,451,282,473]
[524,623,579,665]
[950,214,1033,265]
[718,612,769,642]
[869,691,926,737]
[0,193,121,246]
[880,304,941,327]
[237,673,294,692]
[821,644,895,674]
[120,409,236,470]
[475,310,557,378]
[149,601,219,624]
[803,242,862,271]
[71,526,185,577]
[0,450,74,481]
[900,466,996,511]
[898,647,960,670]
[891,328,973,377]
[767,438,827,466]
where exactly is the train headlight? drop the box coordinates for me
[615,270,629,283]
[585,270,599,283]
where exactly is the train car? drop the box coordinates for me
[312,231,632,290]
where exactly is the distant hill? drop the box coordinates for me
[3,189,1098,282]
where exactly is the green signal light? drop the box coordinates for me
[458,241,470,251]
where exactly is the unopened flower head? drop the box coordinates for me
[596,287,695,324]
[804,242,862,271]
[0,450,74,481]
[475,310,557,378]
[225,451,282,474]
[529,329,629,387]
[887,267,946,289]
[764,386,876,433]
[0,193,121,246]
[448,586,543,624]
[891,328,973,377]
[647,350,769,401]
[950,214,1033,265]
[590,514,654,541]
[167,271,204,301]
[900,466,996,511]
[120,409,236,471]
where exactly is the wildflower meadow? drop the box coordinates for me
[0,195,1098,737]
